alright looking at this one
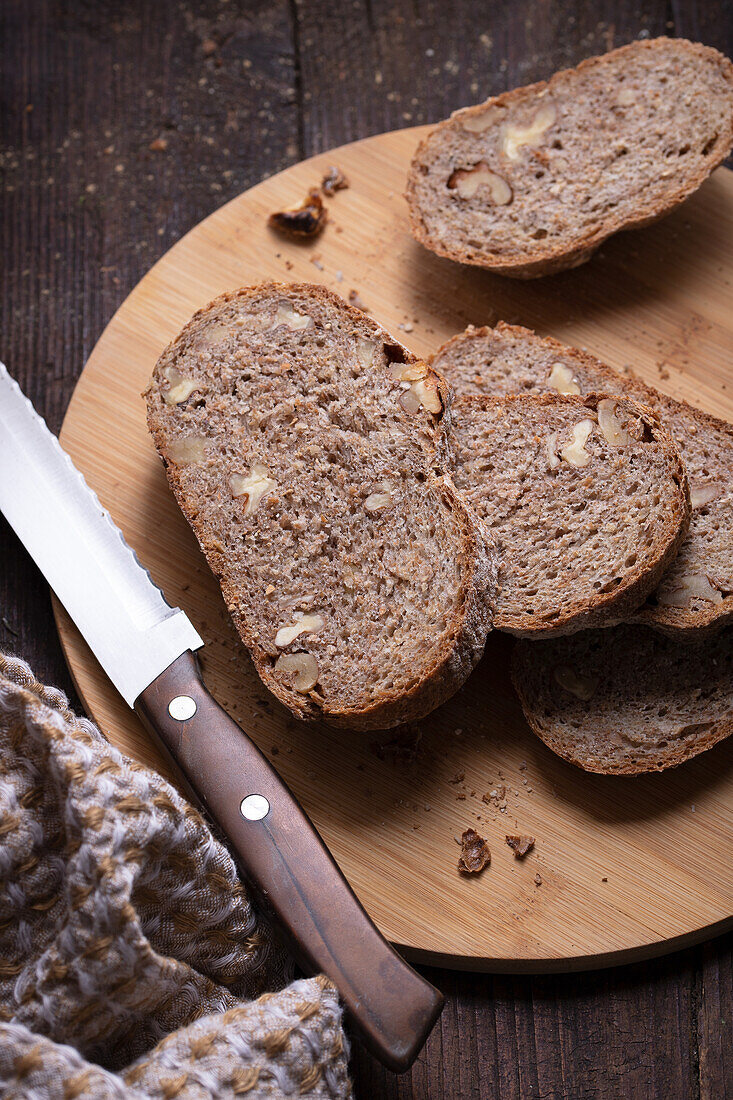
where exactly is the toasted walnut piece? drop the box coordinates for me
[412,378,442,414]
[275,613,325,648]
[390,362,428,383]
[597,400,630,447]
[506,835,535,859]
[690,484,719,509]
[397,374,442,415]
[272,302,311,331]
[321,165,349,196]
[544,431,560,470]
[461,105,506,133]
[167,435,208,465]
[458,828,491,874]
[560,419,594,467]
[356,338,377,368]
[657,574,723,608]
[547,362,581,395]
[198,321,231,347]
[229,464,278,514]
[502,102,557,160]
[553,665,599,700]
[274,652,319,692]
[448,163,513,204]
[162,367,197,405]
[268,188,327,238]
[399,388,421,414]
[364,491,393,513]
[617,86,636,106]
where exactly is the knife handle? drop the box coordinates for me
[135,650,443,1073]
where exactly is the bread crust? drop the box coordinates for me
[145,282,498,730]
[433,321,733,639]
[451,391,690,637]
[406,38,733,278]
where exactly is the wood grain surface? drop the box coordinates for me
[55,129,733,976]
[2,2,733,1096]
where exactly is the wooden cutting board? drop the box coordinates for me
[56,126,733,972]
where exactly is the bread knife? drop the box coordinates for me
[0,362,443,1072]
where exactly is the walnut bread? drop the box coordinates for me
[406,38,733,278]
[512,625,733,774]
[450,391,690,637]
[144,283,498,730]
[433,322,733,638]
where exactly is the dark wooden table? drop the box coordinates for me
[2,2,733,1096]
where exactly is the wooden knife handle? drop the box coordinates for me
[135,650,443,1073]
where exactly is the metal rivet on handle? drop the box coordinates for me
[168,695,197,721]
[240,794,270,821]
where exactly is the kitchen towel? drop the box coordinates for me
[0,652,351,1099]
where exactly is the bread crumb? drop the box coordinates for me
[458,828,491,874]
[506,835,535,859]
[321,165,349,196]
[534,873,543,887]
[348,289,369,311]
[449,771,465,785]
[482,784,506,806]
[149,137,168,152]
[369,728,422,764]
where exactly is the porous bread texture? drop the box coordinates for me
[450,392,690,637]
[406,38,733,278]
[512,624,733,774]
[144,282,498,730]
[432,322,733,638]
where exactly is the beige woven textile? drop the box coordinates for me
[0,652,352,1098]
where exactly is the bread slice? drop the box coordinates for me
[512,624,733,773]
[433,322,733,638]
[406,38,733,278]
[450,392,689,637]
[144,283,498,730]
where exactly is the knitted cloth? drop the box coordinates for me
[0,653,351,1099]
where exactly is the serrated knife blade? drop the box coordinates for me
[0,359,443,1070]
[0,361,202,704]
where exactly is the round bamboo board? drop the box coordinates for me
[56,126,733,971]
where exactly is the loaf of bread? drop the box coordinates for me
[512,625,733,773]
[433,322,733,638]
[450,392,689,636]
[406,38,733,278]
[144,283,498,729]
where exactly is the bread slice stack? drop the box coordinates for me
[434,321,733,773]
[145,283,498,730]
[406,38,733,278]
[433,323,733,638]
